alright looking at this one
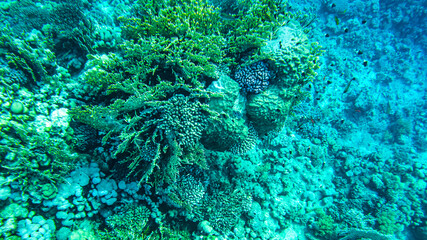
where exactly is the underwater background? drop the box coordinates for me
[0,0,426,239]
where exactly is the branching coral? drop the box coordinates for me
[72,90,214,187]
[0,29,54,84]
[157,94,208,147]
[117,0,227,82]
[0,118,77,202]
[105,204,151,239]
[167,166,208,212]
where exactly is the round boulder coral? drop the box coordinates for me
[246,86,292,136]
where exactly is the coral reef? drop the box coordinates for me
[246,85,291,135]
[0,0,376,239]
[158,94,208,148]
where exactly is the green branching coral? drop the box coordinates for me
[0,118,76,201]
[113,0,300,84]
[120,0,223,38]
[223,0,292,54]
[166,167,252,234]
[0,29,55,84]
[115,93,212,186]
[72,91,214,187]
[117,0,227,82]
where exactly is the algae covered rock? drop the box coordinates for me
[207,74,242,115]
[203,74,250,151]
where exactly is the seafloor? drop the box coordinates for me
[0,0,426,239]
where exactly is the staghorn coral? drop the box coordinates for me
[224,0,292,54]
[118,0,227,82]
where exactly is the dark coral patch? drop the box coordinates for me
[234,60,275,94]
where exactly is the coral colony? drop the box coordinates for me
[234,61,274,94]
[0,0,425,239]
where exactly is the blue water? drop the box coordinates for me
[0,0,425,239]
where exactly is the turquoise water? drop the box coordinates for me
[0,0,425,239]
